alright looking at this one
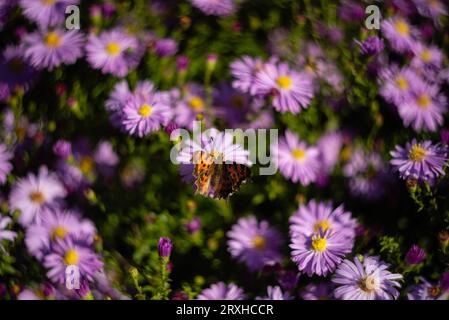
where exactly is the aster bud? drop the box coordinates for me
[405,244,426,265]
[53,139,72,159]
[439,231,449,249]
[406,177,418,190]
[185,217,201,234]
[206,54,218,73]
[158,237,173,258]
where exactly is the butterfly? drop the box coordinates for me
[192,151,251,199]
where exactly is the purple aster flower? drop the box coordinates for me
[355,36,385,56]
[271,130,320,185]
[25,208,96,260]
[277,270,299,291]
[189,0,235,16]
[290,200,357,241]
[256,286,293,300]
[254,61,314,114]
[94,140,119,172]
[53,139,72,159]
[122,91,171,137]
[173,83,208,130]
[0,215,16,245]
[411,43,444,72]
[413,0,447,25]
[230,56,265,95]
[105,80,132,114]
[343,149,388,200]
[213,82,265,129]
[227,216,283,272]
[407,277,449,300]
[22,28,84,70]
[9,166,67,227]
[381,16,417,53]
[197,282,246,300]
[86,29,143,77]
[0,45,38,92]
[405,245,427,265]
[19,0,79,27]
[154,38,178,57]
[0,143,12,185]
[43,236,103,284]
[290,228,353,277]
[301,282,334,300]
[158,237,172,258]
[379,66,422,106]
[317,131,343,173]
[397,84,446,132]
[390,139,448,182]
[333,256,403,300]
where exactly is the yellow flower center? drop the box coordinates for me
[106,42,121,56]
[421,49,432,63]
[314,220,331,233]
[311,235,327,252]
[79,156,94,175]
[359,275,379,293]
[292,148,306,161]
[188,96,204,111]
[29,191,45,204]
[395,77,409,90]
[52,226,68,240]
[252,235,267,250]
[138,104,153,117]
[428,286,442,298]
[395,20,410,36]
[42,0,56,5]
[64,249,79,265]
[44,32,61,48]
[417,94,431,109]
[409,144,427,162]
[276,76,292,89]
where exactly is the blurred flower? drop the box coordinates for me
[0,1,17,31]
[86,29,143,77]
[254,61,314,114]
[317,131,343,173]
[256,286,293,300]
[343,149,388,200]
[411,43,443,72]
[174,83,208,130]
[227,216,283,272]
[277,270,298,292]
[22,29,84,70]
[19,0,79,27]
[271,130,320,185]
[413,0,447,25]
[189,0,235,16]
[333,256,403,300]
[0,83,9,101]
[102,1,116,18]
[381,16,417,53]
[230,56,265,95]
[9,166,66,227]
[407,277,449,300]
[197,282,246,300]
[355,36,385,56]
[0,215,16,245]
[93,141,119,177]
[290,200,357,241]
[405,245,426,265]
[43,236,103,284]
[0,143,12,185]
[0,45,38,92]
[158,237,173,258]
[176,55,189,71]
[379,66,422,106]
[390,139,447,182]
[154,38,178,57]
[339,1,365,22]
[301,282,334,300]
[290,228,353,277]
[53,140,72,159]
[25,208,96,260]
[122,90,171,137]
[185,217,201,234]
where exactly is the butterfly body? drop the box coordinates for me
[193,151,251,199]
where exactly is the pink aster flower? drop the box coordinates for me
[381,16,417,53]
[197,282,246,300]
